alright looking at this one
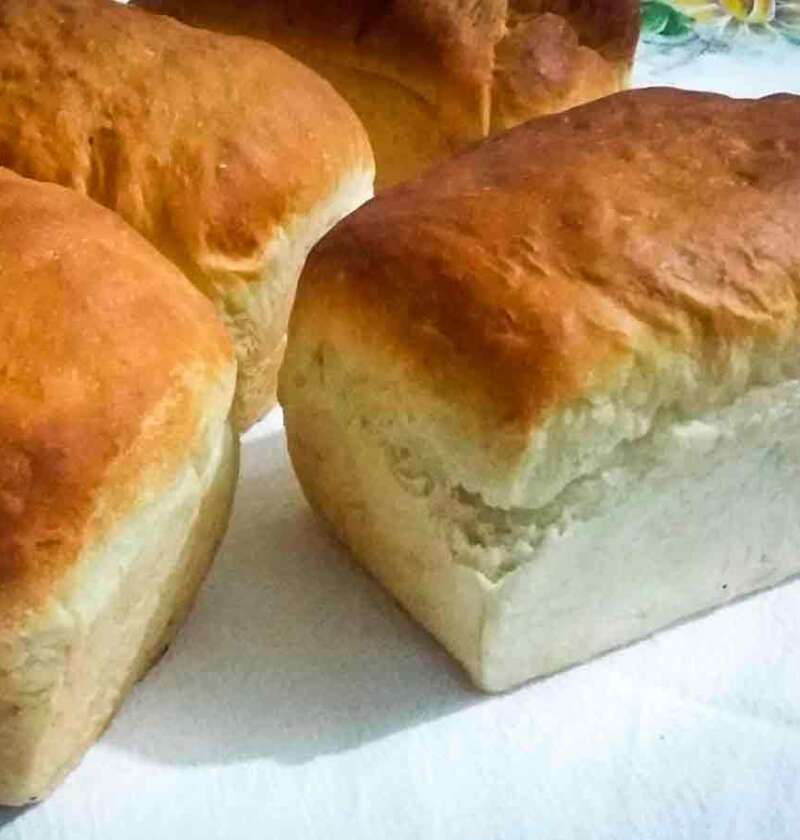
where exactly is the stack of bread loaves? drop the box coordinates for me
[0,0,375,430]
[0,0,376,805]
[13,0,799,812]
[133,0,640,188]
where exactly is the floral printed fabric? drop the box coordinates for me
[641,0,800,44]
[634,0,800,98]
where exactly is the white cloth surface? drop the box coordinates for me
[3,49,800,840]
[634,38,800,97]
[2,409,799,840]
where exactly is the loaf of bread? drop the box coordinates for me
[0,0,374,430]
[279,88,800,692]
[0,169,239,805]
[134,0,639,188]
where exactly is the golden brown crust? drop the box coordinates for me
[0,0,371,273]
[0,169,234,631]
[0,0,373,428]
[490,11,625,131]
[134,0,638,183]
[135,0,506,96]
[291,89,800,433]
[507,0,639,64]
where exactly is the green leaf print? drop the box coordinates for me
[641,1,696,41]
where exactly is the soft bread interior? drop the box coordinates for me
[282,342,800,692]
[0,418,238,806]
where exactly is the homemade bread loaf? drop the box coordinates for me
[0,169,238,805]
[134,0,639,187]
[0,0,374,430]
[279,88,800,692]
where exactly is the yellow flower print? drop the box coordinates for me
[671,0,800,36]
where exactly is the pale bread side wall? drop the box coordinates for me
[0,415,238,806]
[281,332,800,692]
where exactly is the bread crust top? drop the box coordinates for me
[0,169,234,631]
[134,0,639,142]
[0,0,373,281]
[289,89,800,437]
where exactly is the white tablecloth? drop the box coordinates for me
[3,39,800,840]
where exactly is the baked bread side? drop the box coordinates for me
[0,170,238,804]
[279,89,800,691]
[133,0,638,187]
[0,0,374,429]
